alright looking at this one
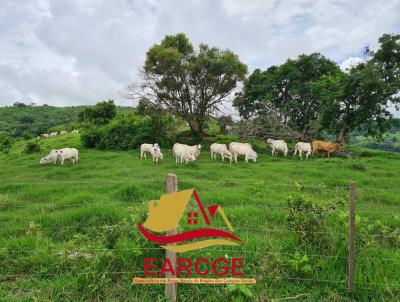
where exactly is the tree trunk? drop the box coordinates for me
[302,126,308,141]
[187,120,202,141]
[336,125,347,143]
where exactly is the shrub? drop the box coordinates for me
[78,100,116,125]
[81,113,173,150]
[346,157,366,171]
[226,284,254,302]
[23,140,41,154]
[287,195,343,253]
[81,126,103,148]
[0,135,12,154]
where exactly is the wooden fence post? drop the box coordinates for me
[165,174,178,302]
[348,181,356,293]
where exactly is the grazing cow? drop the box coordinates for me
[267,138,288,156]
[172,143,202,159]
[41,133,49,138]
[173,144,196,164]
[60,131,67,136]
[140,143,159,159]
[40,148,79,165]
[49,132,58,137]
[293,142,312,160]
[210,143,232,163]
[311,140,341,157]
[229,142,257,163]
[150,145,163,163]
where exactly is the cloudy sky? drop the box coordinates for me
[1,0,399,108]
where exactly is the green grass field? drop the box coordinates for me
[1,134,399,301]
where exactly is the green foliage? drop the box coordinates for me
[0,135,12,154]
[371,34,400,92]
[23,140,41,154]
[131,33,247,137]
[346,157,366,171]
[81,113,174,150]
[226,284,254,302]
[235,33,400,142]
[78,100,117,125]
[234,53,340,138]
[338,213,400,249]
[287,195,344,253]
[285,252,312,276]
[0,105,84,137]
[80,126,103,148]
[319,63,394,142]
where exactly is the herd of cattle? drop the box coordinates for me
[39,139,341,165]
[37,129,79,139]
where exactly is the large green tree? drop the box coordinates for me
[125,33,247,138]
[318,34,400,142]
[78,100,117,125]
[234,53,340,138]
[319,64,393,142]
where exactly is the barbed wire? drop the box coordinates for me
[1,200,399,218]
[1,222,397,239]
[2,246,399,263]
[0,178,398,193]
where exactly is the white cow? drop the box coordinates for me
[71,129,79,134]
[149,144,163,163]
[172,143,202,159]
[229,142,257,163]
[60,131,67,136]
[41,133,49,138]
[49,132,58,137]
[210,143,232,163]
[293,142,312,160]
[140,143,159,159]
[267,138,288,157]
[172,144,197,164]
[40,148,79,165]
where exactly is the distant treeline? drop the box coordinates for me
[0,103,131,138]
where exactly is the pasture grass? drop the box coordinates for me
[0,134,399,301]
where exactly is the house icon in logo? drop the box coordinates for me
[138,189,242,253]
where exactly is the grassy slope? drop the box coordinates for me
[0,105,133,137]
[352,131,400,152]
[0,134,399,301]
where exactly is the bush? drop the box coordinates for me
[78,100,116,125]
[346,157,366,171]
[81,126,103,148]
[287,195,343,253]
[81,113,174,150]
[23,140,41,154]
[0,135,12,154]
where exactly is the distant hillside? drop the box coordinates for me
[351,131,400,152]
[0,104,133,137]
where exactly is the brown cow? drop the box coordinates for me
[311,140,341,157]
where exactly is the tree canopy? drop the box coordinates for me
[234,34,400,142]
[78,100,117,125]
[125,33,247,138]
[234,53,340,138]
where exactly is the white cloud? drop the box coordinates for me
[0,0,399,107]
[339,56,364,71]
